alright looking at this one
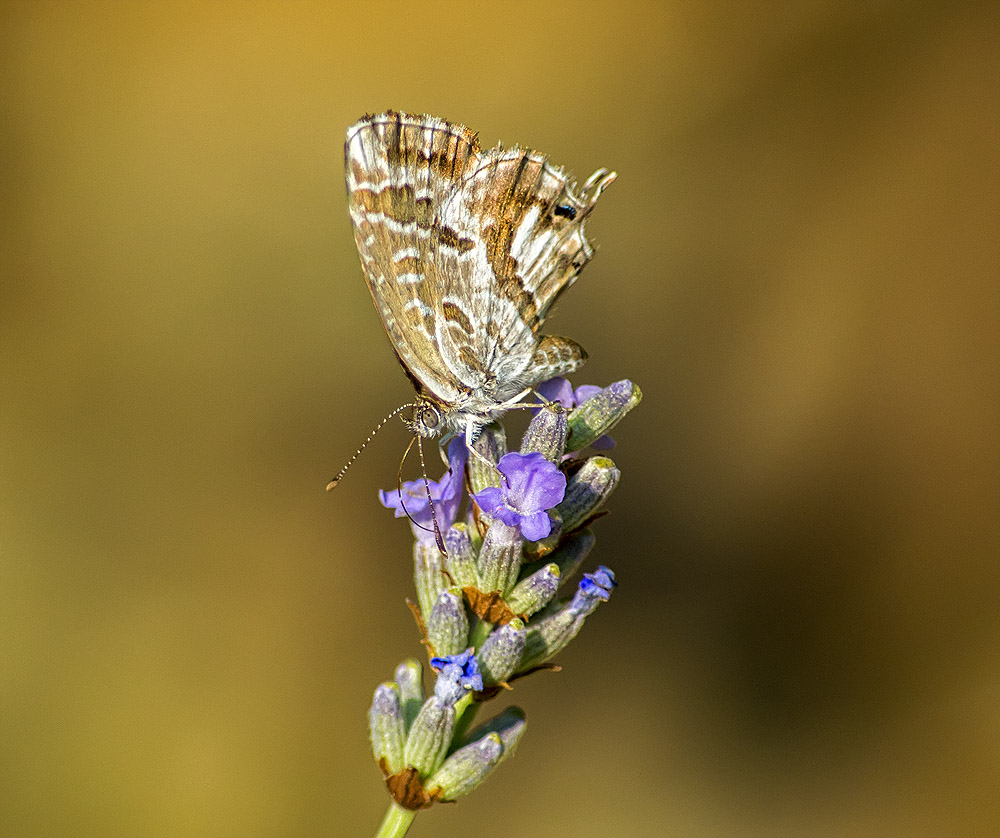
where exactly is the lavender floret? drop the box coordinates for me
[474,451,566,541]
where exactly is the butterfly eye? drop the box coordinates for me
[553,204,577,220]
[414,403,442,436]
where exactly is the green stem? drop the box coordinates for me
[450,696,481,748]
[374,801,416,838]
[469,618,493,649]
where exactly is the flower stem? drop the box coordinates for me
[469,618,493,649]
[374,801,416,838]
[451,697,481,748]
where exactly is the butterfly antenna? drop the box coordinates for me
[416,434,448,554]
[395,436,426,534]
[395,435,448,555]
[326,402,416,490]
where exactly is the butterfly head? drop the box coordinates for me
[409,399,446,439]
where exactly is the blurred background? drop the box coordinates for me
[2,1,998,835]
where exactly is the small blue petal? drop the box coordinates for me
[573,384,604,404]
[473,486,505,517]
[578,565,618,604]
[519,510,553,542]
[431,649,482,702]
[591,565,618,590]
[536,377,575,408]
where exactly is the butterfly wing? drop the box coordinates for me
[345,112,481,404]
[345,112,615,415]
[434,146,615,404]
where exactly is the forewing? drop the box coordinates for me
[344,112,481,403]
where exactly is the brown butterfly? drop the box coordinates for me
[329,112,614,489]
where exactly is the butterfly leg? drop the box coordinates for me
[464,419,499,472]
[435,432,457,469]
[495,387,547,412]
[465,422,510,491]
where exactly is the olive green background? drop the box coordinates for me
[2,2,997,836]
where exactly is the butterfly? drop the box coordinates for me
[341,110,615,463]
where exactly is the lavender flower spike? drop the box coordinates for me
[366,362,640,834]
[474,452,566,542]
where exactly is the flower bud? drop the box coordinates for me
[468,423,507,494]
[556,457,620,533]
[520,402,569,463]
[369,682,405,774]
[393,659,423,731]
[414,539,448,618]
[444,522,479,590]
[461,706,527,761]
[478,618,526,687]
[476,520,524,595]
[426,732,504,801]
[403,697,455,778]
[505,564,560,617]
[519,610,583,672]
[427,588,470,657]
[566,379,641,452]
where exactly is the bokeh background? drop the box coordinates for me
[2,1,998,835]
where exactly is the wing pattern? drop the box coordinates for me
[345,111,614,428]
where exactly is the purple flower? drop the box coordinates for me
[569,565,618,617]
[379,438,467,542]
[431,648,483,703]
[579,565,617,601]
[536,377,615,450]
[473,452,566,541]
